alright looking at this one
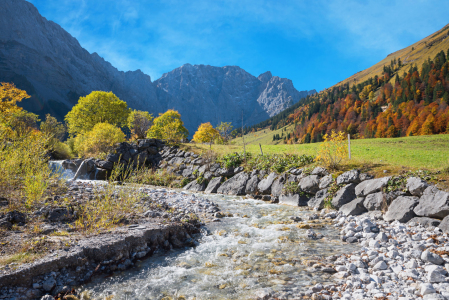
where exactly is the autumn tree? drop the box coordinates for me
[216,121,233,144]
[193,122,219,149]
[40,114,66,141]
[127,109,153,140]
[146,109,188,144]
[0,82,30,122]
[65,91,130,136]
[74,122,125,158]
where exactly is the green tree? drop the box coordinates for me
[74,123,125,158]
[7,110,40,137]
[40,114,66,141]
[127,109,153,139]
[216,122,233,143]
[65,91,130,136]
[146,109,188,144]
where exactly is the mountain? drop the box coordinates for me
[242,24,449,143]
[0,0,314,136]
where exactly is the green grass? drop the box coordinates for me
[186,134,449,171]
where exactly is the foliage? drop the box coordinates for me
[317,130,348,170]
[40,114,66,141]
[5,110,40,138]
[74,122,125,158]
[193,122,219,148]
[216,122,233,143]
[65,91,130,136]
[218,152,248,169]
[146,109,188,145]
[0,82,30,121]
[127,109,153,140]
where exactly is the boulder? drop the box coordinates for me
[336,169,360,185]
[363,192,384,211]
[234,166,244,174]
[96,160,113,171]
[407,177,429,196]
[205,177,222,194]
[245,175,259,194]
[355,177,390,197]
[299,175,320,194]
[319,175,333,189]
[95,168,108,180]
[216,168,234,177]
[339,198,367,216]
[73,160,89,180]
[359,173,374,181]
[258,172,277,195]
[308,188,329,210]
[421,249,445,265]
[408,217,441,228]
[271,174,287,197]
[414,187,449,219]
[46,207,72,222]
[217,172,249,195]
[184,180,206,192]
[311,167,329,176]
[279,194,309,206]
[182,167,194,178]
[384,196,419,223]
[331,183,357,208]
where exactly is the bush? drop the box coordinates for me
[246,153,315,173]
[218,152,248,169]
[316,130,348,170]
[74,123,125,158]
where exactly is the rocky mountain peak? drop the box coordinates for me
[258,71,273,83]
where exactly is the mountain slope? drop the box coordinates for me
[0,0,314,136]
[241,24,449,144]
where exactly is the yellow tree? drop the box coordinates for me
[65,91,130,136]
[316,130,348,170]
[127,109,153,140]
[146,109,188,144]
[193,122,219,149]
[0,82,30,121]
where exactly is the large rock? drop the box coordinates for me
[384,196,419,223]
[299,175,320,194]
[258,172,277,195]
[407,177,429,196]
[339,198,367,216]
[96,160,113,171]
[438,215,449,233]
[408,217,441,228]
[184,180,206,192]
[308,188,329,210]
[319,175,333,189]
[245,175,259,194]
[271,174,287,197]
[279,194,309,206]
[311,167,329,176]
[205,177,222,194]
[216,168,234,177]
[336,169,360,185]
[414,187,449,219]
[217,173,249,195]
[363,192,384,211]
[355,177,390,197]
[331,183,357,208]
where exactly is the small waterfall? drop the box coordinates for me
[48,160,75,180]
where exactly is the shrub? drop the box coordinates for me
[74,123,125,158]
[246,153,315,173]
[218,152,248,169]
[146,109,188,145]
[127,109,153,140]
[316,130,348,170]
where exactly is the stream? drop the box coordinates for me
[79,192,357,300]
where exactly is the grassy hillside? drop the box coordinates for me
[335,24,449,87]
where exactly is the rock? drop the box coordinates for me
[384,196,419,223]
[308,188,329,210]
[336,169,360,185]
[234,166,244,174]
[414,187,449,219]
[363,192,384,211]
[311,167,329,176]
[271,174,287,197]
[299,175,320,194]
[5,210,26,224]
[359,173,374,181]
[40,296,54,300]
[42,277,56,292]
[421,249,444,265]
[438,215,449,233]
[279,194,309,206]
[255,288,273,300]
[339,198,367,216]
[428,269,447,283]
[408,217,441,228]
[0,219,12,230]
[95,168,108,180]
[205,177,223,193]
[46,207,72,222]
[257,172,277,195]
[319,175,333,189]
[373,261,388,270]
[421,283,436,295]
[407,177,429,196]
[355,177,391,197]
[245,175,259,194]
[184,180,206,192]
[182,166,194,178]
[216,167,234,177]
[217,172,249,195]
[73,160,89,180]
[331,183,357,208]
[96,160,113,171]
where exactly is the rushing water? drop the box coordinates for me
[48,160,75,179]
[80,193,356,300]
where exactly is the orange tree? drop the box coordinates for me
[193,122,219,149]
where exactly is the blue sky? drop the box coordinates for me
[28,0,449,92]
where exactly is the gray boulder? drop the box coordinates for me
[336,169,360,185]
[408,217,441,228]
[95,168,108,180]
[279,194,309,206]
[258,172,277,195]
[217,172,249,195]
[421,249,444,265]
[414,187,449,219]
[339,198,367,216]
[245,175,259,194]
[205,177,222,194]
[363,192,384,211]
[355,177,390,197]
[96,160,113,171]
[271,174,287,197]
[299,175,320,194]
[407,177,429,196]
[384,196,419,223]
[311,167,329,176]
[331,183,357,208]
[216,168,235,177]
[319,175,333,189]
[438,215,449,233]
[308,188,329,210]
[184,180,206,192]
[182,167,194,178]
